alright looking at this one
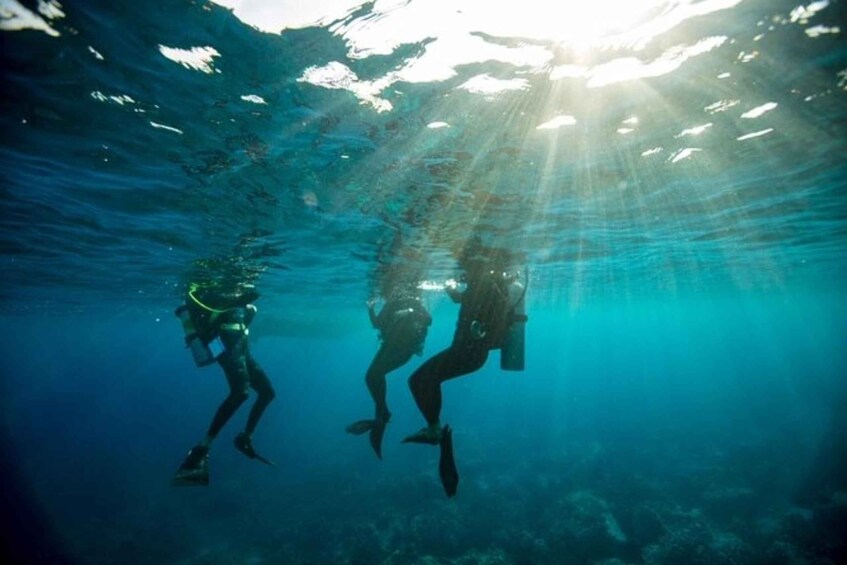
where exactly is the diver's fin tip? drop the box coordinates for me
[234,433,274,465]
[402,426,442,445]
[172,468,210,487]
[256,455,275,466]
[369,421,387,460]
[438,424,459,497]
[171,477,209,487]
[346,419,377,435]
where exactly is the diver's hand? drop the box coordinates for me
[445,279,462,303]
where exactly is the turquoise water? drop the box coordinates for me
[1,0,846,563]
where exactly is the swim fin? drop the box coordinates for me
[253,453,274,466]
[402,425,443,445]
[172,445,210,487]
[438,425,459,498]
[234,433,275,466]
[345,419,377,435]
[368,420,387,460]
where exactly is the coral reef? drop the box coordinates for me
[52,436,846,564]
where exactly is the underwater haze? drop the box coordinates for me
[2,0,847,563]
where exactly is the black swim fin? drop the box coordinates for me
[346,419,377,435]
[252,453,275,466]
[402,425,442,445]
[438,425,459,498]
[368,421,386,460]
[172,445,210,487]
[234,433,275,466]
[172,465,209,486]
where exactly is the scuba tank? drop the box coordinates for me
[500,272,528,371]
[175,304,218,367]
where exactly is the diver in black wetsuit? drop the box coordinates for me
[404,263,511,443]
[346,293,431,459]
[403,254,521,497]
[173,284,276,486]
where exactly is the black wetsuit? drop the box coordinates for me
[408,274,511,426]
[366,297,431,422]
[206,305,276,438]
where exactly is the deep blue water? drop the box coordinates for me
[2,0,847,563]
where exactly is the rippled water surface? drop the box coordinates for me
[1,3,847,564]
[2,0,845,309]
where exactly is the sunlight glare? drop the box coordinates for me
[462,0,665,46]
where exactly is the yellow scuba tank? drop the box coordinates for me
[175,304,219,367]
[500,272,528,371]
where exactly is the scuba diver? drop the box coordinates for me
[172,282,276,486]
[403,249,527,497]
[346,292,432,459]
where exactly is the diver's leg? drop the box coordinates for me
[347,348,388,437]
[403,343,485,498]
[174,352,248,484]
[347,344,411,435]
[357,345,414,457]
[233,355,275,464]
[206,351,250,440]
[408,345,488,427]
[366,344,413,421]
[405,344,485,497]
[244,356,275,435]
[365,347,390,422]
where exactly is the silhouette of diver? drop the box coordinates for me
[173,283,276,486]
[403,247,525,497]
[346,292,431,458]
